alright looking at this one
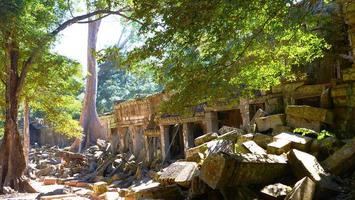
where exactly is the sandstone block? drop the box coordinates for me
[194,132,218,146]
[200,152,288,189]
[284,177,315,200]
[260,183,292,200]
[286,105,333,124]
[127,182,183,200]
[267,139,291,155]
[43,177,57,185]
[159,161,199,187]
[93,181,108,196]
[253,133,273,149]
[322,138,355,175]
[274,132,312,151]
[242,141,267,155]
[286,115,322,132]
[287,149,341,198]
[256,114,286,132]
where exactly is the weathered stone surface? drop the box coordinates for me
[159,161,199,187]
[186,139,234,163]
[287,149,341,198]
[40,194,78,200]
[323,138,355,175]
[43,177,57,185]
[185,143,208,163]
[104,191,120,200]
[218,126,245,135]
[272,125,293,135]
[217,129,244,142]
[188,176,209,198]
[286,115,322,132]
[274,132,312,151]
[126,182,183,200]
[284,177,315,200]
[253,133,273,149]
[286,105,333,124]
[267,139,291,155]
[242,141,266,155]
[287,149,326,182]
[256,114,286,132]
[194,132,218,146]
[93,181,108,196]
[200,152,288,189]
[260,183,292,200]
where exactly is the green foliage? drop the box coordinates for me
[97,62,162,114]
[293,128,334,140]
[0,0,87,138]
[24,53,83,138]
[125,0,333,114]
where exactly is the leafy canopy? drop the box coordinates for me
[125,0,331,114]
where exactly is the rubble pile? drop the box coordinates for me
[28,108,355,200]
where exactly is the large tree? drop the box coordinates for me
[0,0,137,193]
[126,0,333,114]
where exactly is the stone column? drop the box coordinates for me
[239,99,250,129]
[110,128,119,154]
[182,123,194,155]
[205,112,218,133]
[160,125,170,161]
[118,127,126,153]
[143,135,151,163]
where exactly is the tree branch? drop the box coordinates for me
[16,8,143,97]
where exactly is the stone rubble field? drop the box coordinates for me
[13,108,355,200]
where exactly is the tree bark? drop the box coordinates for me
[72,19,104,152]
[0,41,35,194]
[23,100,30,169]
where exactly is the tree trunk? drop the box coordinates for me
[0,41,35,194]
[72,19,104,152]
[23,100,30,169]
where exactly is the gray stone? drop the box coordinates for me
[286,115,322,132]
[284,177,315,200]
[253,133,273,149]
[274,132,312,151]
[286,105,333,124]
[194,132,218,146]
[256,114,286,132]
[242,141,267,155]
[323,138,355,175]
[267,139,292,155]
[200,152,288,189]
[260,183,292,200]
[159,161,199,187]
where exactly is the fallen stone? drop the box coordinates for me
[242,141,267,155]
[287,149,341,198]
[200,152,288,189]
[256,114,286,132]
[267,139,291,155]
[175,162,199,187]
[274,132,312,151]
[40,194,78,200]
[218,126,245,135]
[159,161,199,187]
[194,132,218,146]
[286,115,322,132]
[323,137,355,175]
[284,177,316,200]
[287,149,326,182]
[272,125,293,135]
[286,105,333,124]
[43,177,57,185]
[260,183,292,200]
[126,182,183,200]
[104,191,120,200]
[188,176,209,198]
[93,181,108,196]
[253,133,273,149]
[56,150,85,164]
